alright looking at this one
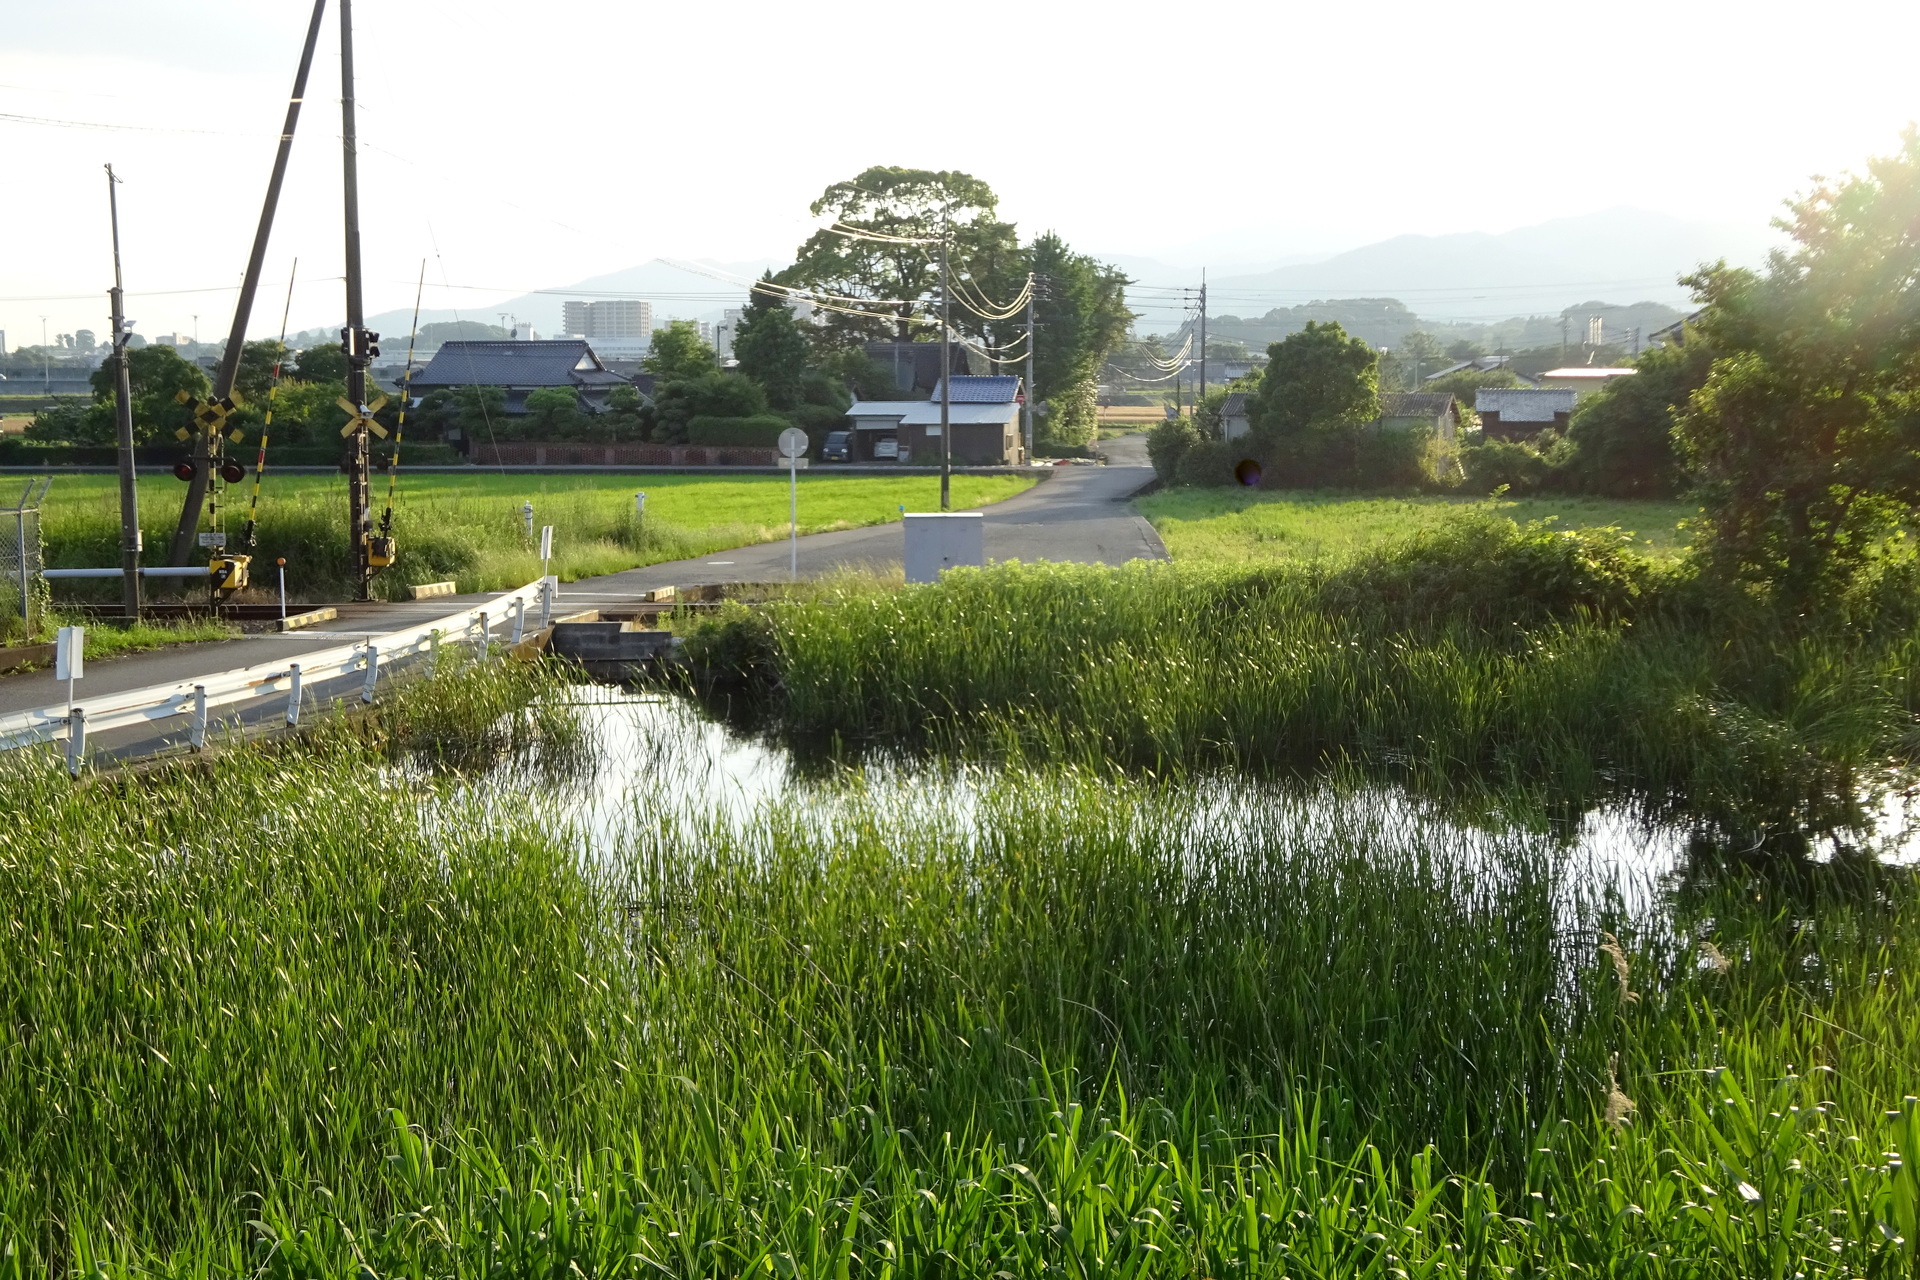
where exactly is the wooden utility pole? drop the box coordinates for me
[168,0,329,566]
[939,216,951,511]
[104,165,141,619]
[339,0,379,600]
[1024,272,1036,462]
[1198,269,1208,404]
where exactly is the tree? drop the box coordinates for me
[73,343,211,445]
[234,339,288,403]
[1563,333,1713,498]
[1426,367,1520,410]
[644,321,717,381]
[1247,321,1379,436]
[523,386,585,439]
[292,341,347,384]
[732,283,811,409]
[644,371,769,444]
[1023,232,1133,449]
[1675,128,1920,605]
[776,166,1019,344]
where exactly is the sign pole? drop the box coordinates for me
[777,427,809,583]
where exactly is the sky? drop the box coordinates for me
[3,0,1918,349]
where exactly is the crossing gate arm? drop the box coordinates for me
[0,577,553,751]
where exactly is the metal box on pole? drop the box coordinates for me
[902,513,984,583]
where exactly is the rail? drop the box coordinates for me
[0,576,557,770]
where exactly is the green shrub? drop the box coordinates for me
[1173,438,1241,487]
[1146,415,1201,481]
[1460,433,1561,494]
[687,413,798,448]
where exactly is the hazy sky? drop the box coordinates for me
[4,0,1917,346]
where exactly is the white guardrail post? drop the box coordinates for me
[0,577,549,762]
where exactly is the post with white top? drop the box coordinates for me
[56,626,84,721]
[539,524,553,583]
[521,500,534,538]
[633,491,646,545]
[778,427,809,583]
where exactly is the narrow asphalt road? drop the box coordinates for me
[0,459,1163,723]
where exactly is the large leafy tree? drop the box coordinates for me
[1018,233,1132,448]
[1564,331,1714,498]
[1247,321,1380,436]
[732,282,811,410]
[644,321,718,381]
[1676,128,1920,605]
[776,167,1019,344]
[291,341,347,384]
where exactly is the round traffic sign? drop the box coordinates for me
[778,427,809,458]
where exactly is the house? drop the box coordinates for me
[1374,392,1459,443]
[1475,387,1577,440]
[409,339,631,413]
[843,400,922,461]
[1422,354,1511,381]
[1535,367,1636,400]
[864,342,975,395]
[1222,392,1252,441]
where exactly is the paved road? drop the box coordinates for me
[0,463,1163,739]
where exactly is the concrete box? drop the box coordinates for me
[903,512,985,583]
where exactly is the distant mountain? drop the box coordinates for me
[1202,209,1775,321]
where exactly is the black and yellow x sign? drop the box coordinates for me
[337,394,390,438]
[173,391,240,440]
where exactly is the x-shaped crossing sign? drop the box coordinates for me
[173,391,239,441]
[337,394,390,438]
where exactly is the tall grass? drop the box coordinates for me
[685,524,1920,835]
[1,671,1916,1273]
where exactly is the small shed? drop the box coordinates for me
[1475,387,1577,440]
[898,376,1023,465]
[844,400,922,461]
[1221,391,1252,441]
[1375,392,1459,443]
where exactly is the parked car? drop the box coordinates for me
[873,437,898,460]
[821,430,853,462]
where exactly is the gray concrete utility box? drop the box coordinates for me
[903,512,985,583]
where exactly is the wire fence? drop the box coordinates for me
[0,480,47,644]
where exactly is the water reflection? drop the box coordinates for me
[465,685,1920,902]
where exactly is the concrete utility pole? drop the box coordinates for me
[1198,269,1208,403]
[104,165,141,620]
[939,213,951,511]
[39,318,48,395]
[339,0,378,599]
[168,0,328,566]
[1023,271,1036,462]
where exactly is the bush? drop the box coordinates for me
[687,414,794,448]
[1174,439,1241,487]
[1146,416,1201,482]
[1459,433,1561,494]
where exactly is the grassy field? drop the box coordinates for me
[35,470,1036,601]
[2,658,1916,1273]
[1139,488,1699,563]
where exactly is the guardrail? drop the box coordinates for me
[0,576,557,772]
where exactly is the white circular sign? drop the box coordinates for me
[778,427,809,458]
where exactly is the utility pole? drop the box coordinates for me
[39,318,48,395]
[938,214,952,511]
[339,0,378,599]
[167,0,328,566]
[104,165,141,620]
[1023,271,1036,463]
[1198,269,1208,404]
[1560,315,1569,362]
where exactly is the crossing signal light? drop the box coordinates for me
[220,461,246,484]
[173,460,196,482]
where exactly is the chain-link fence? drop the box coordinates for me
[1,483,47,645]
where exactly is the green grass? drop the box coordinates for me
[36,471,1037,601]
[1139,488,1699,563]
[1,659,1916,1274]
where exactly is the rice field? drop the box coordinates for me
[34,471,1036,602]
[1,665,1916,1275]
[1137,488,1699,564]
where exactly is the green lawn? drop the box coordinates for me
[38,471,1038,599]
[1137,488,1698,563]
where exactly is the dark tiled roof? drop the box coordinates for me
[1222,392,1249,415]
[865,342,973,392]
[413,340,610,388]
[1476,387,1576,422]
[931,375,1021,404]
[1378,392,1456,417]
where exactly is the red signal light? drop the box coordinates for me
[172,461,196,482]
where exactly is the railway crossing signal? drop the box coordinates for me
[336,394,389,437]
[173,391,240,441]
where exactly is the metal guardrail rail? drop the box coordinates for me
[0,577,557,771]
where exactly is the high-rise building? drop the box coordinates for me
[561,300,591,337]
[718,307,743,359]
[556,299,652,357]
